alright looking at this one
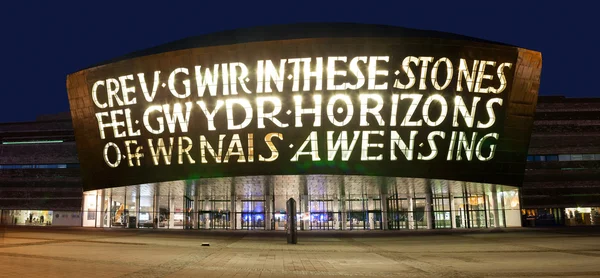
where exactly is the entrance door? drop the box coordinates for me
[198,210,230,229]
[309,212,334,230]
[347,211,368,230]
[309,200,335,230]
[240,200,265,230]
[387,197,409,229]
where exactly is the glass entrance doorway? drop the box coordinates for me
[387,197,409,229]
[309,200,336,230]
[198,200,231,229]
[346,198,381,230]
[239,200,265,230]
[199,210,230,229]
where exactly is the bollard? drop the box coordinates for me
[286,198,297,244]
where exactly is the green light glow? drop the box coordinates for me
[2,140,64,145]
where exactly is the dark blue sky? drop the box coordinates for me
[1,1,594,122]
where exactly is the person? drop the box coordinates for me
[40,215,44,224]
[29,213,33,223]
[154,217,158,229]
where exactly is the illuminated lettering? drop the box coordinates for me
[394,56,419,90]
[291,131,320,161]
[447,131,458,161]
[347,56,367,90]
[226,98,253,130]
[197,100,224,131]
[138,71,160,102]
[229,62,252,95]
[247,133,254,163]
[302,57,323,91]
[361,130,384,161]
[109,110,126,138]
[327,56,348,90]
[258,59,286,93]
[326,94,353,127]
[124,140,143,166]
[431,58,453,90]
[456,132,478,161]
[95,112,111,140]
[147,137,174,165]
[200,135,225,163]
[103,142,121,168]
[368,56,389,90]
[257,96,288,128]
[287,58,302,92]
[294,94,322,127]
[118,75,137,106]
[327,131,360,161]
[178,136,195,164]
[422,94,448,127]
[259,133,282,162]
[457,59,479,92]
[221,63,229,95]
[91,80,107,109]
[400,94,423,127]
[168,68,191,98]
[390,130,417,161]
[143,105,164,135]
[224,134,245,163]
[163,102,192,133]
[106,78,124,108]
[94,110,128,140]
[417,56,433,90]
[476,133,499,161]
[453,96,481,128]
[475,60,496,93]
[195,65,219,97]
[359,94,385,126]
[390,94,399,126]
[124,108,141,137]
[496,62,512,94]
[477,98,503,128]
[417,131,445,160]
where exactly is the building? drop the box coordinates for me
[2,23,544,230]
[523,96,600,226]
[66,23,540,230]
[0,113,82,226]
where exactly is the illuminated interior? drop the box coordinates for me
[82,175,521,230]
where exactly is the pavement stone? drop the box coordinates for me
[1,227,600,277]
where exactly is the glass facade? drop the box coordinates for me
[82,175,522,230]
[565,207,600,226]
[0,209,82,226]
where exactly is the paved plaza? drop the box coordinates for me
[1,227,600,277]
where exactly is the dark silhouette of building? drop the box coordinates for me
[523,96,600,226]
[0,113,82,226]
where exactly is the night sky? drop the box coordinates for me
[1,1,594,122]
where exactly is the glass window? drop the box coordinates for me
[111,187,126,228]
[139,184,155,228]
[559,154,571,161]
[534,155,545,162]
[526,155,534,162]
[582,154,595,161]
[82,191,98,227]
[546,155,559,161]
[125,186,138,228]
[571,154,583,161]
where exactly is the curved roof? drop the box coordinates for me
[82,22,513,71]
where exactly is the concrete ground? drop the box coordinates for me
[1,226,600,277]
